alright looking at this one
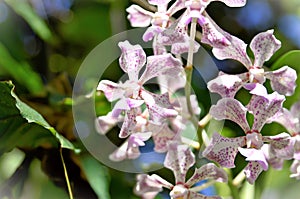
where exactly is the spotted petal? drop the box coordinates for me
[291,101,300,121]
[243,161,264,184]
[97,80,124,102]
[118,41,146,82]
[250,30,281,67]
[261,144,284,170]
[134,174,173,199]
[164,142,195,184]
[150,123,178,153]
[202,133,246,168]
[238,147,268,171]
[141,90,178,124]
[126,5,153,27]
[212,34,252,68]
[109,132,152,161]
[119,108,139,138]
[270,108,298,135]
[210,98,250,132]
[201,13,231,48]
[207,72,248,98]
[265,66,297,96]
[139,53,183,84]
[95,112,120,135]
[185,163,228,187]
[172,37,200,54]
[247,92,285,132]
[263,133,294,160]
[143,26,164,42]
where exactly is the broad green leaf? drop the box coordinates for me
[0,42,44,95]
[79,155,111,199]
[0,81,77,155]
[4,0,56,44]
[271,50,300,108]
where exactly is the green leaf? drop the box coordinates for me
[4,0,56,44]
[271,50,300,108]
[0,42,45,95]
[79,155,111,199]
[0,81,77,155]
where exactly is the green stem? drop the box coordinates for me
[226,169,241,199]
[60,148,74,199]
[185,17,198,129]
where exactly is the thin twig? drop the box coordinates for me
[60,147,74,199]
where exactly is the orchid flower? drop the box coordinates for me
[126,0,200,55]
[269,101,300,160]
[134,142,228,199]
[202,91,294,184]
[208,30,297,97]
[97,40,183,138]
[172,0,246,48]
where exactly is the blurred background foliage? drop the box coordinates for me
[0,0,299,198]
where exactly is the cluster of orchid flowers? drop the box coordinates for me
[95,0,299,198]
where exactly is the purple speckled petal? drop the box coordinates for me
[247,92,285,132]
[152,38,167,55]
[118,41,146,81]
[212,33,252,68]
[270,108,298,135]
[207,72,248,98]
[201,13,231,48]
[97,80,124,102]
[95,112,120,135]
[238,147,268,170]
[261,144,284,170]
[291,101,300,120]
[243,161,264,184]
[244,83,268,96]
[126,5,153,27]
[157,20,185,45]
[185,163,228,187]
[139,53,183,84]
[290,160,300,180]
[265,66,297,96]
[110,132,152,161]
[157,72,185,93]
[293,136,300,160]
[210,98,250,132]
[164,142,195,184]
[109,140,129,161]
[111,98,144,118]
[143,26,164,42]
[202,133,246,168]
[134,174,173,199]
[141,90,178,123]
[151,123,177,153]
[263,133,294,160]
[119,108,139,138]
[212,0,247,7]
[250,30,281,67]
[171,36,201,54]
